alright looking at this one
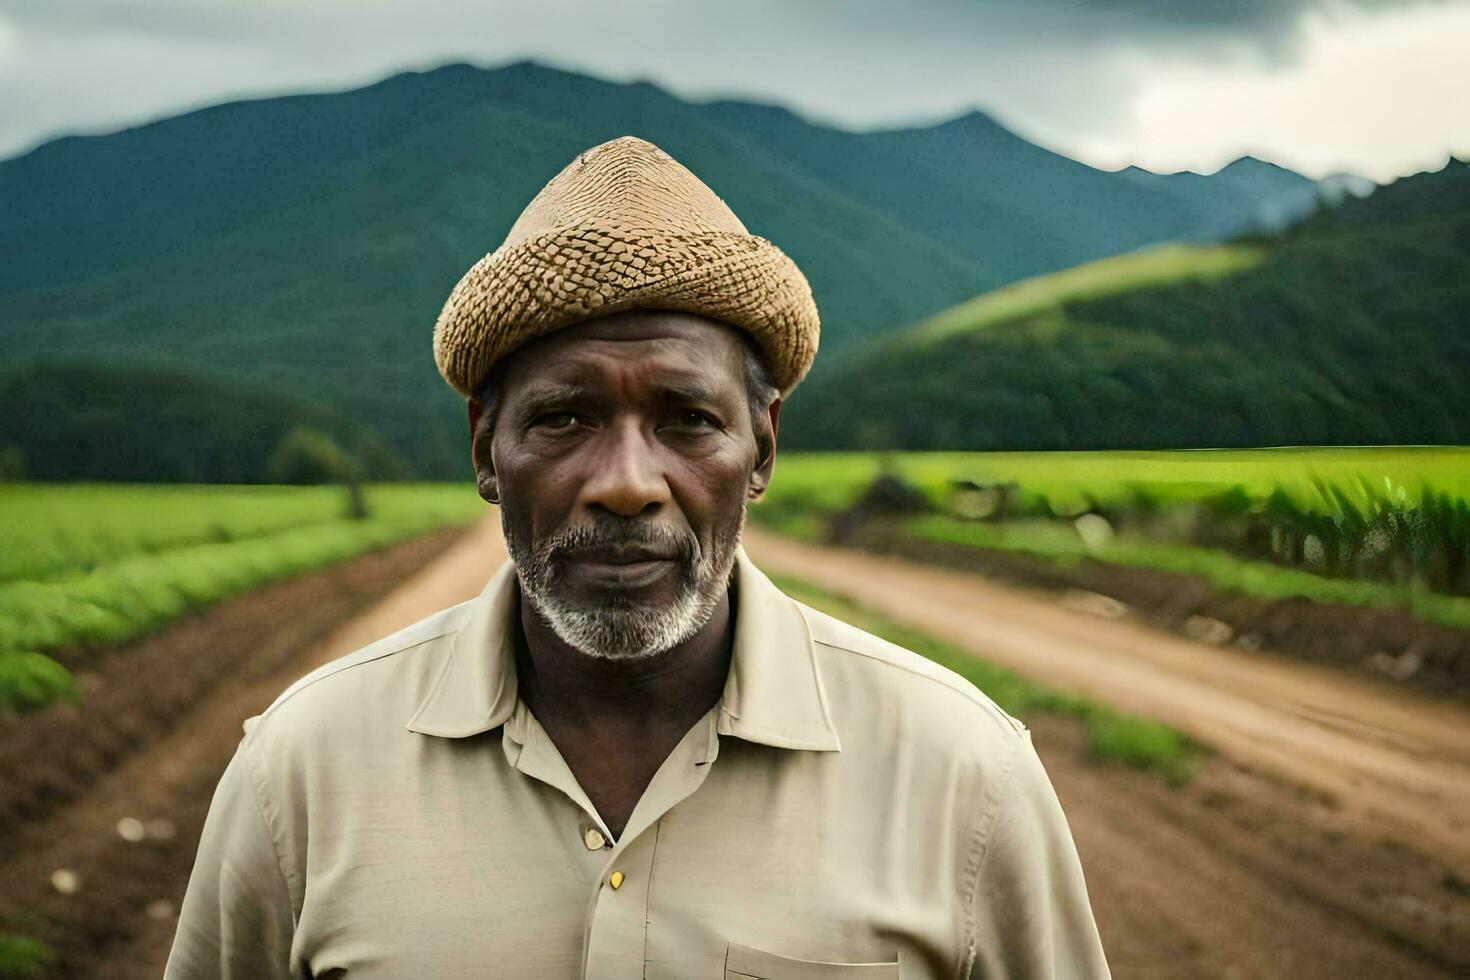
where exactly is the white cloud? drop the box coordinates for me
[1062,4,1470,179]
[0,13,20,62]
[0,0,1464,181]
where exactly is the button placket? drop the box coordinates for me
[504,701,616,843]
[582,829,659,980]
[580,707,723,980]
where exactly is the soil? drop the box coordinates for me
[1033,712,1466,978]
[833,518,1470,697]
[2,516,1467,977]
[0,524,474,849]
[0,519,507,979]
[742,525,1470,974]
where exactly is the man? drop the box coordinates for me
[166,136,1108,978]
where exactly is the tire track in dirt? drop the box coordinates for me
[16,516,1469,977]
[740,526,1470,872]
[1029,711,1460,977]
[742,525,1470,974]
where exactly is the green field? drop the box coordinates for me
[0,483,361,583]
[755,447,1470,630]
[0,483,484,715]
[762,446,1470,519]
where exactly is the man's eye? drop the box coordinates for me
[672,410,715,428]
[533,411,578,429]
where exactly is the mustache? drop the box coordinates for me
[540,518,699,564]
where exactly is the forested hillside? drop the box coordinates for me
[0,60,1317,479]
[0,360,408,483]
[783,158,1470,450]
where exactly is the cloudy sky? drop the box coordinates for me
[2,0,1466,182]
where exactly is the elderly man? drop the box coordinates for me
[166,136,1108,978]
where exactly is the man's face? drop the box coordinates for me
[469,310,779,661]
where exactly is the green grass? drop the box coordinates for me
[762,447,1470,521]
[753,448,1470,630]
[899,513,1470,631]
[0,483,486,715]
[909,242,1268,346]
[768,572,1201,786]
[0,482,362,584]
[0,933,54,977]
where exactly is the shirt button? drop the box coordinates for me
[583,827,607,851]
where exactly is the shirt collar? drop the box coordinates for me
[404,542,842,752]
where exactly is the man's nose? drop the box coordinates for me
[578,416,671,517]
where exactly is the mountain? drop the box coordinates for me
[1299,154,1470,225]
[699,105,1321,282]
[782,160,1470,450]
[0,59,1326,478]
[1315,172,1378,206]
[1115,156,1324,236]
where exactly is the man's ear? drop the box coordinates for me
[747,397,781,501]
[468,397,499,505]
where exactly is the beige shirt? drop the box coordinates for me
[165,544,1109,979]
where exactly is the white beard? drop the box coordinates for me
[503,501,745,661]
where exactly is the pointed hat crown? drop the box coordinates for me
[433,136,820,399]
[502,136,749,246]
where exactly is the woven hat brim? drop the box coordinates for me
[433,224,820,400]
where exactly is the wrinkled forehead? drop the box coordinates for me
[495,312,749,401]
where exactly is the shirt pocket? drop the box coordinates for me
[723,941,901,979]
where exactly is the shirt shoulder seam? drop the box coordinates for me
[958,730,1027,977]
[808,631,1027,736]
[239,732,303,928]
[256,611,464,723]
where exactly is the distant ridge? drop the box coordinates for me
[782,162,1470,450]
[0,59,1327,477]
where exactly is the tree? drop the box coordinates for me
[265,427,372,520]
[0,446,25,481]
[266,427,357,485]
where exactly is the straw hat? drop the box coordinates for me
[432,136,820,400]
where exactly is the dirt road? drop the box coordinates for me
[741,525,1470,975]
[741,526,1470,870]
[5,516,1467,976]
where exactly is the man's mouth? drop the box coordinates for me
[570,544,678,564]
[562,545,680,588]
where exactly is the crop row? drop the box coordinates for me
[754,448,1470,630]
[0,484,484,715]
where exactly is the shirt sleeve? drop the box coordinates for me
[164,729,297,980]
[965,728,1111,979]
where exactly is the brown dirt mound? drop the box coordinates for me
[741,525,1470,958]
[9,516,1468,977]
[835,518,1470,697]
[0,520,497,978]
[0,525,469,853]
[1033,713,1466,977]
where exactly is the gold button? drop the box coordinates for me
[609,871,625,890]
[583,827,606,851]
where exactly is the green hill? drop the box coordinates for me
[783,159,1470,450]
[0,359,409,483]
[0,60,1322,478]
